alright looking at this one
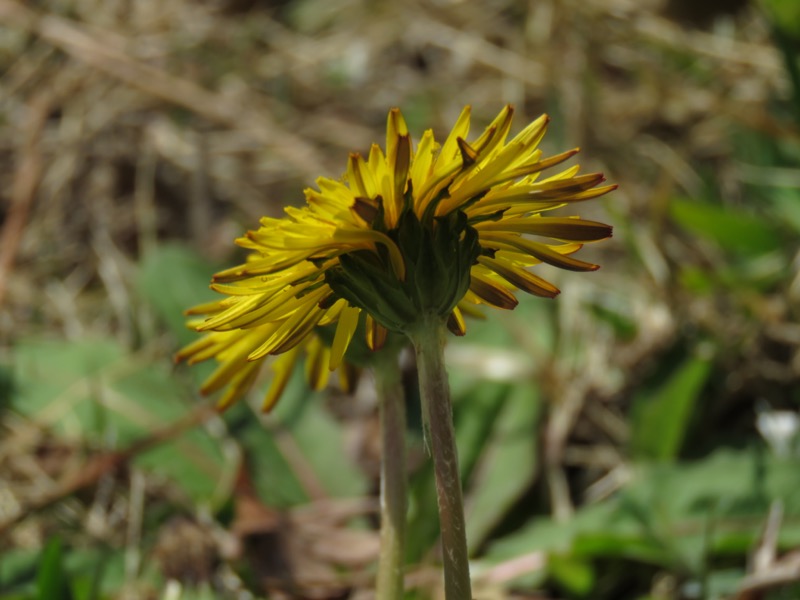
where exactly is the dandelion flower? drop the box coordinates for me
[177,105,614,411]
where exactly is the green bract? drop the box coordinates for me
[325,208,481,333]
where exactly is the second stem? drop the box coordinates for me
[375,352,407,600]
[410,319,472,600]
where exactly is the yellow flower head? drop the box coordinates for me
[177,105,615,411]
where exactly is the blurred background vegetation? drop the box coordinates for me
[1,0,799,598]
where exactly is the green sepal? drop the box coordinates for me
[326,207,480,333]
[326,253,414,330]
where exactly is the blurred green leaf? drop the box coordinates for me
[771,189,800,233]
[239,420,309,507]
[763,0,800,38]
[670,197,785,256]
[68,577,93,600]
[44,547,125,600]
[454,381,510,480]
[136,244,219,343]
[704,569,744,600]
[0,549,38,594]
[678,266,715,295]
[571,530,674,566]
[36,539,69,600]
[764,0,800,124]
[11,338,231,504]
[487,502,618,560]
[547,553,595,597]
[624,448,800,520]
[630,354,712,461]
[589,303,638,340]
[487,447,800,589]
[289,397,368,498]
[466,382,541,551]
[406,457,439,563]
[243,364,367,507]
[165,584,218,600]
[453,294,555,356]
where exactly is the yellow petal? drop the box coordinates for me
[304,335,331,391]
[469,272,519,309]
[197,280,314,332]
[330,304,361,370]
[472,106,514,156]
[247,288,328,360]
[185,332,245,365]
[409,129,436,203]
[347,153,371,198]
[261,345,303,412]
[200,329,271,395]
[184,299,227,316]
[456,299,486,320]
[476,216,612,242]
[217,360,261,411]
[385,111,411,228]
[446,307,467,336]
[366,314,388,350]
[438,105,472,171]
[174,334,217,363]
[478,255,560,298]
[316,298,345,326]
[481,234,599,271]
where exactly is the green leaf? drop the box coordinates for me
[63,547,126,600]
[243,365,367,507]
[0,549,38,593]
[486,447,800,584]
[705,569,747,600]
[617,447,800,571]
[669,197,785,256]
[163,583,219,600]
[405,459,439,563]
[547,554,595,597]
[624,448,800,520]
[453,381,510,480]
[465,382,541,551]
[678,266,715,295]
[11,338,232,504]
[289,398,368,498]
[771,189,800,234]
[630,354,712,461]
[589,303,638,340]
[239,420,310,507]
[571,531,675,566]
[448,294,556,356]
[764,0,800,124]
[36,539,69,600]
[764,0,800,37]
[136,244,220,343]
[487,502,619,560]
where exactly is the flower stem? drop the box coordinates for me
[409,320,472,600]
[374,352,407,600]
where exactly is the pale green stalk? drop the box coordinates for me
[374,351,407,600]
[409,318,472,600]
